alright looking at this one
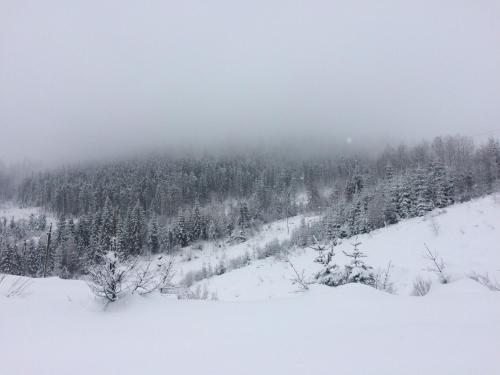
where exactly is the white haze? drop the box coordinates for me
[1,0,500,162]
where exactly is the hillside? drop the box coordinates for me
[181,193,500,300]
[1,194,499,375]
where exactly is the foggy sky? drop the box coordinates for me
[1,0,500,162]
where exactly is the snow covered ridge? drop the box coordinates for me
[1,195,500,374]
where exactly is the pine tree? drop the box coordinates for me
[115,214,129,259]
[38,234,55,277]
[314,243,344,287]
[385,162,395,181]
[398,175,413,218]
[128,201,146,256]
[175,214,189,248]
[307,183,322,210]
[342,242,375,286]
[0,242,20,275]
[207,220,217,242]
[24,239,40,277]
[238,202,250,230]
[191,200,203,240]
[99,197,115,253]
[55,215,67,246]
[148,216,160,254]
[413,167,432,216]
[430,161,447,208]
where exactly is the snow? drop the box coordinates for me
[1,194,500,374]
[1,277,499,375]
[171,215,318,284]
[200,193,500,300]
[0,203,42,221]
[0,201,56,227]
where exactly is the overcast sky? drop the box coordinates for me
[1,0,499,162]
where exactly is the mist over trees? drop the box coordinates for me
[0,135,499,278]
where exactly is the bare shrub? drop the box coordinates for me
[374,261,396,294]
[254,239,290,260]
[429,215,440,236]
[468,272,500,291]
[176,284,218,301]
[87,253,133,302]
[0,275,32,298]
[285,258,309,291]
[412,276,432,296]
[131,256,175,295]
[423,243,448,284]
[88,252,176,303]
[227,252,251,270]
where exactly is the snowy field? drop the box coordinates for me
[1,195,500,375]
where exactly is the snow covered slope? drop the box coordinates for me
[0,203,43,221]
[200,193,500,300]
[0,201,56,226]
[1,194,499,375]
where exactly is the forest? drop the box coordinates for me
[0,135,499,279]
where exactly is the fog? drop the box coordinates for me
[1,0,499,163]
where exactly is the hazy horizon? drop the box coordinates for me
[1,0,500,163]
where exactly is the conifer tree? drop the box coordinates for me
[0,242,20,275]
[175,214,189,247]
[238,202,250,230]
[148,216,160,254]
[342,242,375,286]
[207,220,217,242]
[191,200,203,240]
[314,242,344,287]
[128,201,146,256]
[99,197,114,253]
[24,238,40,277]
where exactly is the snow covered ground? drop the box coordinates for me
[0,202,56,227]
[199,193,500,300]
[171,215,318,285]
[0,203,43,222]
[1,277,499,375]
[1,194,500,375]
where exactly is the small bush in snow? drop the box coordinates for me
[176,284,218,300]
[181,253,252,286]
[254,239,290,260]
[412,276,432,296]
[374,261,396,294]
[130,256,175,295]
[227,252,251,270]
[315,241,376,288]
[468,272,500,291]
[285,258,309,291]
[214,260,226,276]
[87,252,131,302]
[181,268,207,287]
[423,243,448,284]
[191,243,203,251]
[87,252,175,303]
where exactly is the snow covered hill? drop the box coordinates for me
[1,194,500,375]
[189,193,500,300]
